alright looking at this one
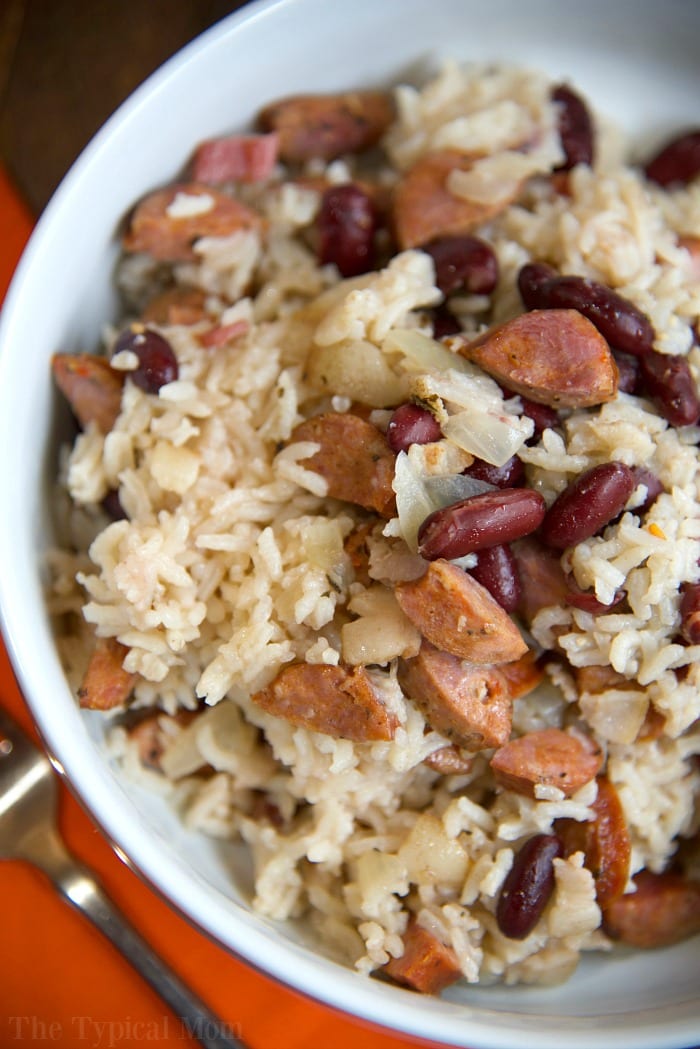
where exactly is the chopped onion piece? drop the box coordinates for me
[411,367,505,414]
[392,449,495,551]
[423,474,494,506]
[392,451,435,552]
[442,407,533,467]
[383,328,477,376]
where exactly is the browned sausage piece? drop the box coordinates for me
[556,776,631,908]
[393,149,521,250]
[383,917,462,994]
[490,727,603,798]
[423,744,474,775]
[52,353,124,434]
[395,559,527,664]
[141,286,209,326]
[458,309,618,409]
[291,412,397,517]
[512,537,569,626]
[498,649,545,700]
[399,641,512,751]
[258,91,394,163]
[78,638,137,711]
[251,662,398,742]
[123,182,262,261]
[603,870,700,948]
[573,664,635,694]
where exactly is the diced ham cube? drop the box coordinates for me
[191,132,279,184]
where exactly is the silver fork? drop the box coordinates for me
[0,704,248,1049]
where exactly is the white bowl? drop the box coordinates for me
[1,1,698,1046]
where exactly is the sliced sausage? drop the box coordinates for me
[603,870,700,948]
[251,662,398,742]
[423,744,474,775]
[398,641,512,751]
[573,664,635,694]
[123,182,262,261]
[383,917,463,994]
[499,649,545,700]
[556,776,631,908]
[458,309,618,409]
[393,149,521,250]
[395,559,527,664]
[78,638,137,711]
[258,90,394,162]
[291,412,397,517]
[141,286,209,326]
[52,353,124,434]
[191,132,279,184]
[490,727,603,798]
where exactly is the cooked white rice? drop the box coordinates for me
[50,60,700,989]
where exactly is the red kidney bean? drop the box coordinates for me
[680,582,700,644]
[317,183,377,277]
[470,543,522,612]
[540,461,636,550]
[422,235,499,296]
[496,379,560,438]
[552,84,594,170]
[386,403,442,452]
[463,454,525,488]
[519,396,560,438]
[629,466,664,514]
[496,833,564,940]
[565,580,625,613]
[417,488,546,561]
[644,130,700,187]
[517,266,655,357]
[113,326,178,393]
[102,489,128,521]
[613,351,641,394]
[638,351,700,427]
[516,261,557,308]
[431,304,462,339]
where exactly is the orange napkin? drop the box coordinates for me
[0,168,447,1049]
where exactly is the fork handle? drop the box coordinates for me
[28,832,247,1049]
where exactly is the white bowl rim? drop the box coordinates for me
[0,2,699,1047]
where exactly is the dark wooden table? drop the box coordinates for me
[0,0,247,213]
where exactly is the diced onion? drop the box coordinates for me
[423,474,494,505]
[392,450,495,551]
[443,407,533,467]
[392,451,436,552]
[383,328,477,376]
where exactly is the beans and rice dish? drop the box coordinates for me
[50,62,700,991]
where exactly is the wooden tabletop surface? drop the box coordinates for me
[0,0,245,213]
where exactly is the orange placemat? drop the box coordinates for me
[0,169,447,1049]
